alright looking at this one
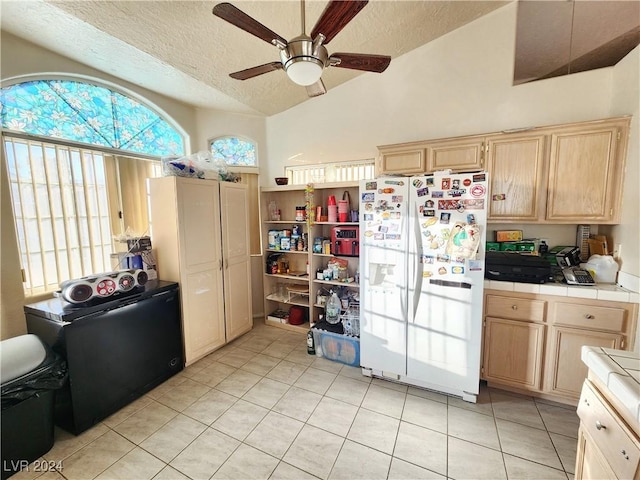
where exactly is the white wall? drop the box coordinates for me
[609,46,640,283]
[265,2,639,281]
[265,3,615,182]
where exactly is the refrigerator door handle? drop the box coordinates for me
[429,279,472,289]
[411,206,423,321]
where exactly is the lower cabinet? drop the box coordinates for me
[483,317,545,390]
[545,327,622,400]
[482,290,637,405]
[575,380,640,479]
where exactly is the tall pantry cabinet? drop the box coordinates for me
[149,176,252,365]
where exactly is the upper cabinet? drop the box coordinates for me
[546,118,629,223]
[377,143,427,175]
[376,116,630,224]
[486,133,547,222]
[426,135,485,172]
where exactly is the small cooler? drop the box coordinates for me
[1,334,67,479]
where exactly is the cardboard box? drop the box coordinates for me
[495,230,523,242]
[312,329,360,367]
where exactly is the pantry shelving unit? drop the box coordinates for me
[261,181,360,334]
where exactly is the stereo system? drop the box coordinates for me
[58,269,149,305]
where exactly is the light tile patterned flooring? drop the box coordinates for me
[15,321,580,480]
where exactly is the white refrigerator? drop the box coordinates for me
[359,172,489,402]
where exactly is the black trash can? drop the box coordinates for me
[1,334,67,480]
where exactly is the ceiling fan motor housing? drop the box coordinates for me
[280,35,328,85]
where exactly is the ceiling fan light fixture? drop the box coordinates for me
[285,58,324,86]
[280,35,328,86]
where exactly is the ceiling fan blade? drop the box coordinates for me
[229,62,283,80]
[310,0,368,45]
[306,79,326,98]
[213,3,287,46]
[331,53,391,73]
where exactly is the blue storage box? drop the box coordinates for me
[312,329,360,367]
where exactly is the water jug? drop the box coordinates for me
[326,290,341,324]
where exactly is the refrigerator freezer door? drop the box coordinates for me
[359,179,409,376]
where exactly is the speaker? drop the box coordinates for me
[59,270,148,305]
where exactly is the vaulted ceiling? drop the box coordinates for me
[1,1,638,116]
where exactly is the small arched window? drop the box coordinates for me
[210,135,257,168]
[1,79,185,157]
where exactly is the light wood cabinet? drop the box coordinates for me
[544,298,629,401]
[545,327,622,401]
[377,143,426,175]
[483,317,546,390]
[150,177,252,365]
[261,182,360,334]
[483,294,547,390]
[486,133,547,222]
[376,116,630,224]
[546,118,629,223]
[576,380,640,479]
[426,135,485,173]
[482,290,637,405]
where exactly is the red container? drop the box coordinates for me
[288,306,307,325]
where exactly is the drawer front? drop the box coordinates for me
[577,381,640,479]
[554,302,625,332]
[485,295,546,322]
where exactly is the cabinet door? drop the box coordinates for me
[483,317,545,390]
[378,145,426,175]
[546,123,624,222]
[486,134,547,221]
[177,179,226,364]
[426,136,484,172]
[220,183,253,342]
[576,429,617,480]
[545,326,622,400]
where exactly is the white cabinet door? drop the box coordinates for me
[220,183,253,342]
[177,179,225,363]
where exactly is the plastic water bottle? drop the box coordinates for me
[326,290,341,324]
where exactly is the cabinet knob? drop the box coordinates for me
[585,314,595,319]
[595,420,606,430]
[511,305,518,310]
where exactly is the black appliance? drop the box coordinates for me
[485,252,553,284]
[24,280,183,435]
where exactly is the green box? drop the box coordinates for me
[486,242,501,252]
[516,242,535,252]
[500,242,518,251]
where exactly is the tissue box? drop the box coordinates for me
[312,329,360,367]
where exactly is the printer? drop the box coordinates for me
[485,251,553,284]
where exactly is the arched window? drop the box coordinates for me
[1,78,184,296]
[1,79,185,157]
[210,135,257,168]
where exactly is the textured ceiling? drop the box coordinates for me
[1,0,507,116]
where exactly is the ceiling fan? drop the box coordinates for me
[212,0,391,97]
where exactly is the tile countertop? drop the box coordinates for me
[581,346,640,428]
[484,279,640,304]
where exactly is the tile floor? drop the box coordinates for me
[14,321,580,480]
